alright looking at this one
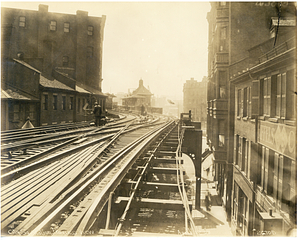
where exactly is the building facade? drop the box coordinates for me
[206,2,296,236]
[183,77,207,129]
[122,79,153,113]
[1,5,107,129]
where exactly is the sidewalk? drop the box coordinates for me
[186,136,233,237]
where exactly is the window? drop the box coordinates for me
[53,95,58,110]
[64,22,70,33]
[87,46,93,58]
[62,56,69,67]
[19,16,26,27]
[218,119,225,147]
[238,137,242,168]
[42,94,48,110]
[77,98,81,112]
[237,89,242,117]
[243,87,251,117]
[262,147,274,195]
[234,134,239,165]
[286,70,296,120]
[50,20,57,31]
[82,98,86,110]
[219,71,226,98]
[221,27,227,39]
[220,2,227,6]
[88,25,94,35]
[263,77,271,116]
[13,104,20,121]
[69,96,74,110]
[62,96,66,110]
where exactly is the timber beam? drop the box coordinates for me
[115,197,192,211]
[152,157,183,164]
[126,180,187,191]
[137,166,185,175]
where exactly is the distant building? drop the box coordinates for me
[1,5,107,129]
[122,79,153,112]
[206,1,296,236]
[183,77,207,128]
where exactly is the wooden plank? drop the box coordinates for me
[115,197,191,211]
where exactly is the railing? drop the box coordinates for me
[258,37,296,64]
[214,52,229,64]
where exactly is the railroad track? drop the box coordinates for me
[1,115,175,236]
[0,114,139,176]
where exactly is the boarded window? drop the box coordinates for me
[87,46,93,58]
[64,22,70,33]
[62,56,69,67]
[62,96,66,110]
[50,20,57,31]
[53,95,58,110]
[88,25,94,36]
[19,16,26,27]
[69,96,74,110]
[43,94,48,110]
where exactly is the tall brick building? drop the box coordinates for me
[206,2,296,236]
[1,5,107,129]
[183,77,207,129]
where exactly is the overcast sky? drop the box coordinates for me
[1,1,211,100]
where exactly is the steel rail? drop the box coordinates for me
[24,119,173,236]
[113,121,177,236]
[1,117,161,182]
[74,119,175,236]
[3,118,169,235]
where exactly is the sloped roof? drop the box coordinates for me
[1,88,39,101]
[40,75,75,91]
[13,58,41,73]
[1,89,12,99]
[76,85,91,94]
[132,79,152,96]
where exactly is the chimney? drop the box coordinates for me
[139,79,143,87]
[39,4,48,12]
[76,10,88,17]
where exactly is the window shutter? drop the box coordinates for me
[281,73,286,118]
[251,80,260,117]
[290,160,296,201]
[277,155,284,208]
[264,148,269,193]
[233,134,238,165]
[273,153,279,201]
[245,140,248,176]
[239,137,243,169]
[248,87,251,117]
[241,89,244,117]
[276,74,282,117]
[261,147,265,188]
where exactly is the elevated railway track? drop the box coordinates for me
[1,113,199,236]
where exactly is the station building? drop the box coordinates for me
[206,2,296,236]
[122,79,153,112]
[1,5,107,130]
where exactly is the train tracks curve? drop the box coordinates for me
[2,114,189,236]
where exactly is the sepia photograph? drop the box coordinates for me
[0,1,297,237]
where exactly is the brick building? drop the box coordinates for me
[183,77,207,129]
[206,2,296,236]
[1,5,107,129]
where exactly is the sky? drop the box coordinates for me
[1,1,211,100]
